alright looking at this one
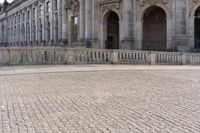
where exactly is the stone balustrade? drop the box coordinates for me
[0,47,200,66]
[114,50,150,64]
[154,51,182,65]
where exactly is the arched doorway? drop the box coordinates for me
[105,11,119,49]
[195,7,200,49]
[143,6,167,51]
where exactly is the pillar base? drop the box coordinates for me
[120,39,133,50]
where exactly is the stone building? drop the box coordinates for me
[0,0,200,52]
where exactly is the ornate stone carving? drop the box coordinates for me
[189,0,200,16]
[65,0,79,16]
[140,0,168,6]
[136,0,172,18]
[98,0,121,13]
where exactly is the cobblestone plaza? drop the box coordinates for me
[0,65,200,132]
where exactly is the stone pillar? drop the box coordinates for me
[24,11,27,45]
[50,0,53,45]
[181,53,187,65]
[79,0,85,42]
[112,50,119,64]
[42,1,45,45]
[0,22,2,44]
[174,0,189,51]
[188,16,195,50]
[134,16,143,50]
[18,13,21,45]
[20,13,22,44]
[30,8,32,45]
[61,0,68,45]
[58,0,62,44]
[121,0,133,50]
[35,6,38,44]
[166,16,173,50]
[149,52,156,65]
[85,0,93,47]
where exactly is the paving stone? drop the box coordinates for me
[0,65,200,133]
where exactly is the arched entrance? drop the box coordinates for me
[195,7,200,49]
[143,6,167,51]
[104,11,119,49]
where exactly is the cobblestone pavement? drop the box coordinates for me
[0,65,200,133]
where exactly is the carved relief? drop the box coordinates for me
[136,0,172,18]
[140,0,168,6]
[66,0,79,16]
[189,0,200,16]
[98,0,121,16]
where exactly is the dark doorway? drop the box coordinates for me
[143,6,167,51]
[195,7,200,49]
[106,12,119,49]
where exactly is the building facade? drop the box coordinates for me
[0,0,200,52]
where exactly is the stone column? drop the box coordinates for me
[58,0,62,44]
[134,16,143,50]
[35,5,38,44]
[79,0,85,42]
[0,22,2,44]
[166,16,173,50]
[24,10,27,45]
[61,0,68,45]
[85,0,93,47]
[30,7,32,45]
[50,0,53,45]
[188,16,195,50]
[174,0,189,51]
[42,1,45,45]
[121,0,133,50]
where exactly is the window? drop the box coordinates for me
[33,8,36,18]
[54,0,58,11]
[12,17,14,25]
[71,16,78,42]
[54,13,58,41]
[46,1,50,13]
[15,16,17,24]
[39,5,43,16]
[18,15,20,23]
[7,19,9,26]
[22,13,25,22]
[27,22,30,42]
[32,20,36,42]
[39,18,43,41]
[27,10,30,20]
[2,25,4,42]
[46,16,50,41]
[21,24,25,42]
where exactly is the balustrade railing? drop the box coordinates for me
[154,52,182,65]
[186,53,200,65]
[116,50,150,64]
[73,48,112,64]
[0,47,200,66]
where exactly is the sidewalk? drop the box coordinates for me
[0,64,200,76]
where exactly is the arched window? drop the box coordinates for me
[71,16,78,43]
